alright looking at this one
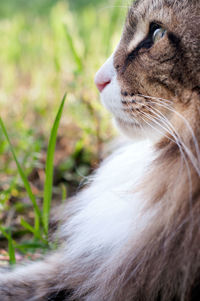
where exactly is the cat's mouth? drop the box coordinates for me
[99,78,168,140]
[121,95,151,115]
[98,74,148,134]
[121,94,147,106]
[96,55,167,139]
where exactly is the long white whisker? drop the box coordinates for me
[149,100,200,165]
[137,94,172,105]
[135,96,200,176]
[138,110,176,144]
[139,108,194,227]
[143,106,193,211]
[136,93,200,165]
[123,100,194,225]
[152,104,200,176]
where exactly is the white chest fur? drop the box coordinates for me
[63,139,156,260]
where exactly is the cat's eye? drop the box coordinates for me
[152,27,166,43]
[126,23,167,61]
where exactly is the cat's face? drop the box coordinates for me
[95,0,200,139]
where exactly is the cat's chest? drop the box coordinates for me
[65,140,156,256]
[94,139,154,193]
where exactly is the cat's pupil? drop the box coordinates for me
[152,27,166,43]
[149,22,166,43]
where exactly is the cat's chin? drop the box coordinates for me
[113,118,143,140]
[99,68,162,142]
[114,117,162,142]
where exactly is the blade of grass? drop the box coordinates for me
[0,227,47,259]
[64,25,83,71]
[20,218,36,235]
[8,234,16,265]
[0,118,42,236]
[0,227,16,265]
[0,226,10,241]
[43,94,66,234]
[20,218,47,244]
[16,241,48,250]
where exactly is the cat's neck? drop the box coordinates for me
[144,95,200,210]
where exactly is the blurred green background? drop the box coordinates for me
[0,0,128,261]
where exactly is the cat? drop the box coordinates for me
[0,0,200,300]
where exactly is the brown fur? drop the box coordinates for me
[0,0,200,300]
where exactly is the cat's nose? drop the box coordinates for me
[95,55,114,93]
[95,75,111,93]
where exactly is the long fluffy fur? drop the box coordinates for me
[1,0,200,300]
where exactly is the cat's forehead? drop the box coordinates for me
[132,0,167,14]
[124,0,173,52]
[129,0,195,20]
[128,0,176,25]
[123,0,198,51]
[131,0,190,11]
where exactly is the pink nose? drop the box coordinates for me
[95,79,111,92]
[95,73,111,92]
[95,56,114,93]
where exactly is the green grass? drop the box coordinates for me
[0,0,127,263]
[43,94,66,234]
[0,116,42,236]
[0,95,66,260]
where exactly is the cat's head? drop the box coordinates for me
[95,0,200,140]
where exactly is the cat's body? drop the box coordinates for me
[1,0,200,300]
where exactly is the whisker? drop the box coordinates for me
[143,106,193,209]
[138,107,194,225]
[122,100,194,226]
[123,96,195,236]
[149,102,200,176]
[137,94,172,105]
[137,110,176,144]
[149,99,200,164]
[133,94,200,176]
[137,93,200,163]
